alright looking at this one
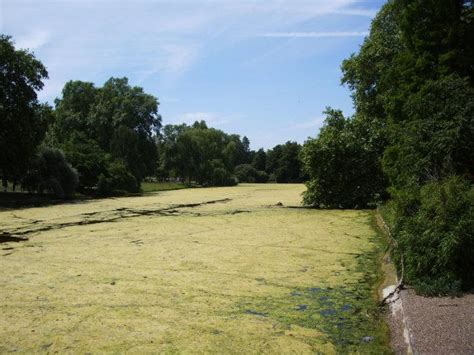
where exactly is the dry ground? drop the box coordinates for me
[0,184,389,353]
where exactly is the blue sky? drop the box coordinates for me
[1,0,385,149]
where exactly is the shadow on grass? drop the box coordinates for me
[0,192,94,211]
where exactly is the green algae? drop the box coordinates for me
[0,184,390,353]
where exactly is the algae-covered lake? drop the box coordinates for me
[0,184,389,353]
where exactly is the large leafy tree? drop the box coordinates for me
[52,77,161,190]
[0,35,51,188]
[322,0,474,293]
[302,109,387,208]
[158,121,250,186]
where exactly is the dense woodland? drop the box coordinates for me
[1,0,472,295]
[302,0,473,295]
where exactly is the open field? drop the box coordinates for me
[0,184,389,353]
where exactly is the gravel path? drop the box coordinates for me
[388,288,474,354]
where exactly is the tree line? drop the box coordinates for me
[1,34,305,198]
[301,0,473,295]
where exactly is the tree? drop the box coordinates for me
[265,142,304,183]
[51,77,161,192]
[234,164,268,183]
[302,108,387,208]
[0,35,50,188]
[61,133,109,191]
[97,160,139,196]
[157,121,249,186]
[23,148,79,199]
[275,141,303,183]
[252,148,267,171]
[333,0,474,293]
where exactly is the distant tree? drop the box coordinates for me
[252,148,267,171]
[265,145,283,176]
[158,121,248,186]
[97,160,139,196]
[51,77,161,192]
[0,35,50,188]
[275,141,303,183]
[23,148,78,199]
[209,159,238,186]
[61,133,109,191]
[265,142,304,183]
[234,164,268,183]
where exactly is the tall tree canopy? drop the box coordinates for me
[51,78,161,191]
[0,35,51,187]
[303,0,473,294]
[302,108,387,208]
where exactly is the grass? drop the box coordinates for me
[0,184,390,353]
[141,181,190,193]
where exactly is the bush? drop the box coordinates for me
[97,160,139,196]
[392,176,474,295]
[23,148,78,199]
[234,164,268,183]
[210,167,238,186]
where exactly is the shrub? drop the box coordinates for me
[392,176,474,295]
[97,160,139,196]
[210,167,238,186]
[234,164,268,183]
[23,148,78,199]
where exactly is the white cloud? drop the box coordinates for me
[257,31,369,38]
[15,30,50,51]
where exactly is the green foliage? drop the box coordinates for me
[252,148,267,171]
[51,78,161,192]
[335,0,474,293]
[392,177,474,295]
[97,160,139,196]
[158,122,247,186]
[302,108,387,208]
[60,133,109,191]
[266,142,305,183]
[0,35,51,185]
[23,148,78,199]
[234,164,268,183]
[209,160,238,187]
[383,75,474,190]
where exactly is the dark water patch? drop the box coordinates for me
[341,303,352,312]
[244,309,267,317]
[320,308,337,317]
[237,285,386,352]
